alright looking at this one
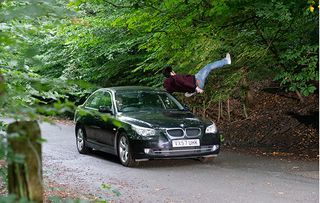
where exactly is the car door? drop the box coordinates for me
[93,91,116,147]
[83,91,105,143]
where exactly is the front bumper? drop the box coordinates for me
[137,145,220,160]
[130,133,220,160]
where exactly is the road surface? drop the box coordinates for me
[4,119,319,202]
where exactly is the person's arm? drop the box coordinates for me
[194,79,203,93]
[195,86,203,93]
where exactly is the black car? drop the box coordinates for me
[74,86,220,167]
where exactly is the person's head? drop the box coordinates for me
[163,65,175,78]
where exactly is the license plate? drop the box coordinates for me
[172,139,200,147]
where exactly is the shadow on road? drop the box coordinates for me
[85,149,211,168]
[79,147,318,180]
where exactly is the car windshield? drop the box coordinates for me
[115,91,185,112]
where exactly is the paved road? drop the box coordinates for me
[6,119,319,203]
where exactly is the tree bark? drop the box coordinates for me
[295,90,304,103]
[218,100,221,121]
[240,68,254,107]
[7,121,43,203]
[227,99,231,121]
[243,104,248,118]
[0,74,5,96]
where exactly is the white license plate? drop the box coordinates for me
[172,139,200,147]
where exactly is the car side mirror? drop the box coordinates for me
[98,106,113,114]
[184,104,190,111]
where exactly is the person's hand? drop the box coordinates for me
[196,86,203,93]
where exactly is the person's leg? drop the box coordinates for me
[195,54,230,89]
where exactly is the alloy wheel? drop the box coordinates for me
[119,135,129,163]
[77,128,84,151]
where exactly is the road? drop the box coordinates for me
[6,119,319,203]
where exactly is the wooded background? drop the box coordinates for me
[0,0,318,113]
[0,0,318,152]
[0,1,318,201]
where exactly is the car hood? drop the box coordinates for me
[118,110,209,128]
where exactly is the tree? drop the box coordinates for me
[41,0,318,102]
[0,1,83,201]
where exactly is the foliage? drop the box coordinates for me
[33,1,148,87]
[1,69,94,119]
[0,1,94,201]
[0,121,7,189]
[275,45,318,96]
[101,183,121,197]
[48,196,91,203]
[0,0,318,201]
[241,0,319,96]
[0,195,31,203]
[34,0,319,104]
[1,0,316,109]
[0,0,97,121]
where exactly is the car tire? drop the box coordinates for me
[76,126,91,154]
[198,156,215,163]
[117,133,137,167]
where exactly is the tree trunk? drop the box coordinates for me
[245,88,254,107]
[220,101,224,119]
[243,104,248,118]
[227,99,231,121]
[202,100,206,118]
[0,74,5,96]
[295,90,304,103]
[7,121,43,203]
[218,100,221,121]
[239,67,254,107]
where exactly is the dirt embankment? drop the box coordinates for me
[216,81,319,159]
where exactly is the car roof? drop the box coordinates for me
[99,86,166,93]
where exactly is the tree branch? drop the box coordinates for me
[252,19,279,59]
[104,0,132,8]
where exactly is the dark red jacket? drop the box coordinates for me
[163,74,196,93]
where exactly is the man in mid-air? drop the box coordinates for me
[163,53,231,97]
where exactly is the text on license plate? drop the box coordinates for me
[172,139,200,147]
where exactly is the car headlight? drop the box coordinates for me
[132,125,156,136]
[205,123,217,134]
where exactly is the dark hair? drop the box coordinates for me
[162,65,172,78]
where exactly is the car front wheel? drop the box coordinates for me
[117,133,137,167]
[76,126,91,154]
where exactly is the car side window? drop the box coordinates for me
[99,92,112,108]
[85,91,112,109]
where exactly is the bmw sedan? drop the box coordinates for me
[74,86,221,167]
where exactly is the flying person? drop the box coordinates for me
[163,53,231,97]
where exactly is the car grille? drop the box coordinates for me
[166,128,201,138]
[166,129,184,137]
[186,128,201,137]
